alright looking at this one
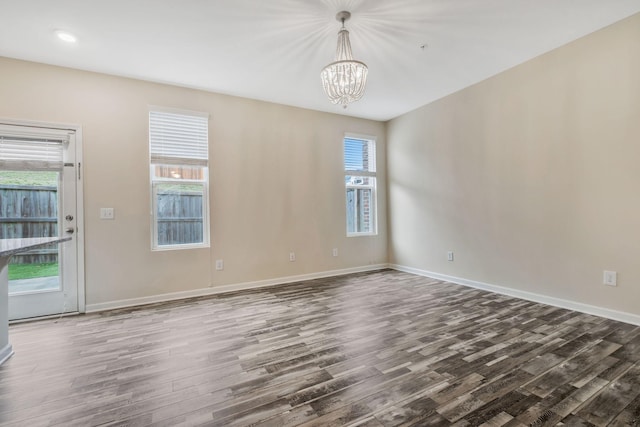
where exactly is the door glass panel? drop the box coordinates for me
[0,170,61,295]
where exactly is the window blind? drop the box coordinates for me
[0,126,68,171]
[344,137,376,173]
[149,111,208,166]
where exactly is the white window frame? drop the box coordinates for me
[149,107,210,251]
[344,133,377,237]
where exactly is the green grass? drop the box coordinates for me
[0,171,58,186]
[8,263,58,280]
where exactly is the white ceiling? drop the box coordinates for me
[1,1,639,121]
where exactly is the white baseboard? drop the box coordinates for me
[86,264,388,313]
[390,264,640,326]
[0,343,14,366]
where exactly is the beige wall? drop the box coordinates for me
[387,13,640,317]
[0,57,386,306]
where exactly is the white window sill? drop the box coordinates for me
[152,242,210,251]
[347,232,378,238]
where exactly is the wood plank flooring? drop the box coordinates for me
[1,269,639,426]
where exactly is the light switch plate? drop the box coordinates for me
[100,208,114,220]
[603,270,617,286]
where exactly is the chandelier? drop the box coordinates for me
[320,11,368,108]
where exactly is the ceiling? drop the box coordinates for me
[1,1,639,121]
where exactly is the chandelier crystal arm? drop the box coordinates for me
[335,29,354,61]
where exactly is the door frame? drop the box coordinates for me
[0,117,85,314]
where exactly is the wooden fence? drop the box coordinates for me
[0,185,58,264]
[156,191,204,245]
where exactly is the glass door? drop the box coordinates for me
[0,124,78,320]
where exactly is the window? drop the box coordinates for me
[149,108,209,250]
[344,135,377,236]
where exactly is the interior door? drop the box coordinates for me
[0,124,79,320]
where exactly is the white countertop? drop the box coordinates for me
[0,237,72,259]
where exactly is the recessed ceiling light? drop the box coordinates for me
[55,30,77,43]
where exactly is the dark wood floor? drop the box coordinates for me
[1,270,639,426]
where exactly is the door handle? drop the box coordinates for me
[65,227,75,234]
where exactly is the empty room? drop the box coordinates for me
[1,1,640,426]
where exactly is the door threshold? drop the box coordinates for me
[9,311,81,325]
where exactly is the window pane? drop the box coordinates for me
[155,182,204,246]
[149,108,209,250]
[344,137,376,172]
[343,136,376,236]
[346,176,375,234]
[153,165,205,180]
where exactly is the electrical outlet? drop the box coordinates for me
[603,270,617,287]
[332,248,338,257]
[215,259,224,271]
[100,207,114,220]
[447,251,454,262]
[289,252,296,262]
